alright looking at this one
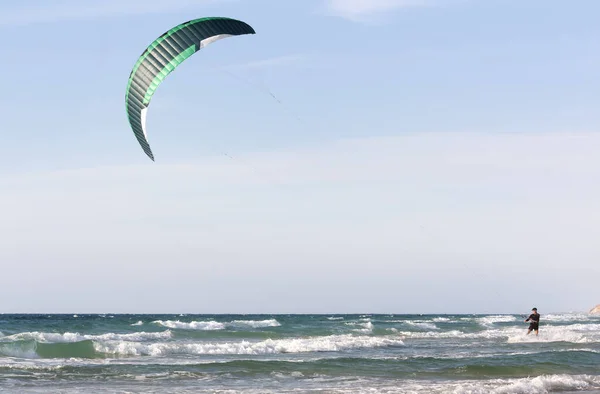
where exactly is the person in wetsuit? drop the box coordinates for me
[525,307,540,336]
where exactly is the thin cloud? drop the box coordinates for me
[321,0,435,23]
[2,132,599,313]
[0,0,234,27]
[3,131,599,187]
[219,54,307,72]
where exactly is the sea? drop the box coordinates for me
[0,313,599,393]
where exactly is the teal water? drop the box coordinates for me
[1,313,599,393]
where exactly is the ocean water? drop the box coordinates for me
[0,313,599,393]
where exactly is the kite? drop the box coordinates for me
[125,17,256,161]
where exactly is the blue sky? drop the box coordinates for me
[1,0,599,314]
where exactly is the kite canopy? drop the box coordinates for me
[125,17,256,161]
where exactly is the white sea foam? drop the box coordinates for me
[0,330,172,344]
[404,321,438,331]
[152,319,281,330]
[506,322,600,344]
[396,323,600,344]
[21,374,594,394]
[153,320,226,330]
[543,313,592,322]
[344,318,374,333]
[230,319,281,328]
[356,321,373,333]
[0,359,68,370]
[327,374,600,394]
[27,372,600,394]
[471,374,600,394]
[93,334,405,357]
[478,315,517,327]
[131,321,144,326]
[220,374,600,394]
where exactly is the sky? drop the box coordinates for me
[1,0,599,314]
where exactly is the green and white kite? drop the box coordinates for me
[125,17,256,161]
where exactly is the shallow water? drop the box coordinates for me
[1,313,599,393]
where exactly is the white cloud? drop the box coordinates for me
[2,132,599,313]
[3,131,600,260]
[322,0,431,22]
[0,0,233,27]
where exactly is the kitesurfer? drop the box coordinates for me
[525,307,540,336]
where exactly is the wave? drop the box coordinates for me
[93,334,405,357]
[404,321,439,331]
[425,374,600,394]
[2,357,599,391]
[0,330,172,344]
[543,313,595,323]
[478,315,517,327]
[506,324,600,344]
[397,324,600,344]
[0,330,404,359]
[344,319,373,333]
[0,339,98,359]
[320,374,600,394]
[154,320,226,330]
[2,374,595,394]
[230,319,282,328]
[152,319,281,331]
[375,320,439,331]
